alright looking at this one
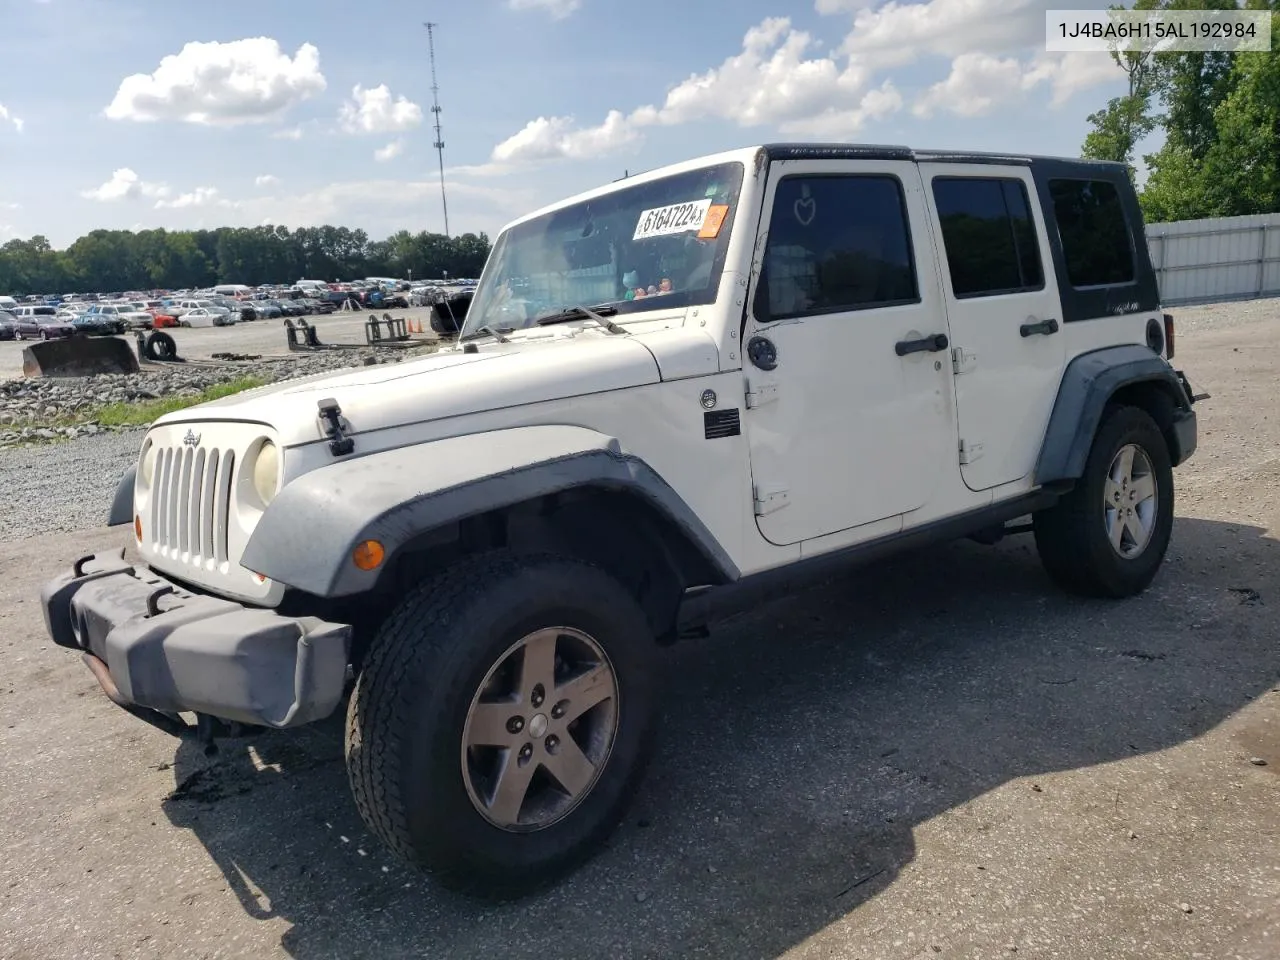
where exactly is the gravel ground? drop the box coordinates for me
[0,297,1277,960]
[0,429,144,542]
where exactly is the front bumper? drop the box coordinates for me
[41,553,351,733]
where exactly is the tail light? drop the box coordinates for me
[1163,312,1175,360]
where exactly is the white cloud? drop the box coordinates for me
[1025,51,1126,107]
[0,102,23,132]
[374,139,405,162]
[104,38,326,125]
[914,50,1125,118]
[491,17,899,164]
[781,80,904,137]
[492,110,642,164]
[254,174,280,187]
[508,0,581,19]
[272,125,304,140]
[0,201,20,210]
[155,187,227,210]
[813,0,877,14]
[913,53,1037,118]
[840,0,1055,68]
[80,168,171,202]
[338,84,422,134]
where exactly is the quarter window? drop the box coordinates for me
[1048,178,1135,287]
[758,175,918,321]
[932,178,1044,298]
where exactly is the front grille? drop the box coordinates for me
[149,444,235,569]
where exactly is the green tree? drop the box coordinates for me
[1140,5,1280,221]
[0,224,491,296]
[1080,0,1162,167]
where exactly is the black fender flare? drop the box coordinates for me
[1035,344,1195,485]
[239,425,740,598]
[107,465,137,527]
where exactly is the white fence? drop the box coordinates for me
[1146,212,1280,307]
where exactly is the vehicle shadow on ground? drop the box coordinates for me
[159,516,1279,960]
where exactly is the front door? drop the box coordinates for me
[917,164,1066,492]
[743,160,956,547]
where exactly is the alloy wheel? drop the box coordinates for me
[460,627,619,832]
[1103,443,1158,559]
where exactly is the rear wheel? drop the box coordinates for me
[1034,405,1174,598]
[345,551,656,898]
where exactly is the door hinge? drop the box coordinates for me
[952,347,978,375]
[958,439,985,465]
[745,381,779,409]
[753,483,790,516]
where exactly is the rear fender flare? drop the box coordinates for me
[1035,344,1193,485]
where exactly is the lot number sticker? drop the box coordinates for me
[633,199,714,240]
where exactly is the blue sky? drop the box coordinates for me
[0,0,1129,248]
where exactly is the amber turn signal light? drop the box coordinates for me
[352,540,385,571]
[134,515,142,542]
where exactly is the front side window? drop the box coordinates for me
[932,177,1044,297]
[1048,178,1134,287]
[756,175,918,322]
[463,161,745,336]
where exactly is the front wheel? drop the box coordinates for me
[1034,405,1174,598]
[345,551,655,898]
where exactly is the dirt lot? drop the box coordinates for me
[1,301,1277,960]
[0,306,440,379]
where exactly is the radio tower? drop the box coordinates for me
[424,21,450,237]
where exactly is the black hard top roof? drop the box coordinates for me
[760,143,1128,173]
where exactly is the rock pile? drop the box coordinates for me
[0,346,433,428]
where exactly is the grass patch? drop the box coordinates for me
[91,375,270,427]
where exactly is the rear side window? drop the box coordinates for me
[932,178,1044,297]
[758,175,918,321]
[1048,178,1134,287]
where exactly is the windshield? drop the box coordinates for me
[462,161,744,337]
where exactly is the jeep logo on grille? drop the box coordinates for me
[182,429,201,447]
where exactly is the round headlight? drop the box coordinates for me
[252,440,280,504]
[139,440,156,488]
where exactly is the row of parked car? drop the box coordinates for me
[0,295,340,342]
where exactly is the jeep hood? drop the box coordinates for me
[153,333,671,446]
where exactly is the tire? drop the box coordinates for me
[1034,404,1174,598]
[40,330,49,341]
[144,331,177,362]
[345,550,656,898]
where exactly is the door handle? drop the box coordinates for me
[1020,318,1059,338]
[895,333,949,356]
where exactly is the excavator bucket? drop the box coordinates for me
[22,336,140,379]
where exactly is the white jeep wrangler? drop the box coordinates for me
[42,143,1203,896]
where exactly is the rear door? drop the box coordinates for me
[918,164,1065,492]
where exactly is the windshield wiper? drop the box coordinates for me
[535,304,628,335]
[460,324,512,343]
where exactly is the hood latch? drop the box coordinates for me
[318,398,355,456]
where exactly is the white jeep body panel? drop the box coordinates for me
[128,143,1180,606]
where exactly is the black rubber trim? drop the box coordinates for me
[678,489,1062,630]
[107,465,136,527]
[241,438,740,598]
[1035,344,1193,485]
